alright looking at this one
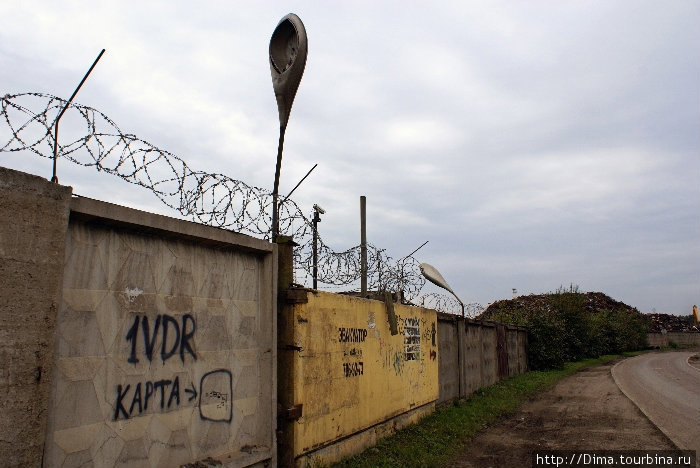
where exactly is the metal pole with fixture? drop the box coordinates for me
[360,195,367,296]
[269,13,307,241]
[419,262,466,398]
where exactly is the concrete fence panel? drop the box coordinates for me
[437,317,459,404]
[479,324,498,388]
[647,332,700,348]
[0,168,72,467]
[506,328,528,376]
[278,291,439,467]
[41,197,278,468]
[436,314,529,405]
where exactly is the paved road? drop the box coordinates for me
[612,351,700,462]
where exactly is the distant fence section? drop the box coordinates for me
[1,167,277,468]
[436,314,528,404]
[647,332,700,348]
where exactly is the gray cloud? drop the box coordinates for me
[1,1,698,314]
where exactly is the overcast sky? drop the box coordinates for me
[2,1,698,315]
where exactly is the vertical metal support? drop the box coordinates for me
[271,126,286,242]
[312,210,320,289]
[384,291,398,335]
[377,249,384,292]
[52,48,105,183]
[457,318,465,399]
[276,235,295,291]
[360,195,367,296]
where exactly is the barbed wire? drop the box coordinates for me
[1,92,476,316]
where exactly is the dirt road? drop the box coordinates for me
[446,358,677,467]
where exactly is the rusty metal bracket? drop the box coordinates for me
[282,288,309,304]
[282,404,303,421]
[280,344,303,352]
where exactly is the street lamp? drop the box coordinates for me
[419,263,465,318]
[269,13,308,242]
[420,262,466,400]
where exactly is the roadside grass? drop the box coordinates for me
[331,352,645,468]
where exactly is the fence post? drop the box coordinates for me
[276,235,296,291]
[458,318,465,399]
[360,196,367,296]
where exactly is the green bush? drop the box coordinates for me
[485,286,649,369]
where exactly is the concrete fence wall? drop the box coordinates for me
[277,290,439,467]
[276,292,529,467]
[647,332,700,348]
[0,168,72,467]
[1,167,278,468]
[436,313,528,404]
[1,166,531,468]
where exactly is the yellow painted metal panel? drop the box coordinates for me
[290,291,439,456]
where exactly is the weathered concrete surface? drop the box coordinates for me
[437,315,528,404]
[437,317,459,403]
[0,167,72,467]
[612,351,700,464]
[278,291,438,467]
[647,332,700,348]
[41,196,277,468]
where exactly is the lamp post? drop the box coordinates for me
[419,263,465,318]
[419,262,465,399]
[269,13,307,242]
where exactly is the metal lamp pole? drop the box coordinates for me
[419,262,465,398]
[269,14,307,241]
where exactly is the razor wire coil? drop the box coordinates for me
[1,92,480,316]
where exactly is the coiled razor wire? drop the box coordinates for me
[1,92,480,316]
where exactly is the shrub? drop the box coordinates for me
[482,287,649,369]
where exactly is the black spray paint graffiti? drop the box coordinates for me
[343,347,362,358]
[200,369,233,423]
[338,327,367,343]
[339,328,367,378]
[114,369,233,421]
[125,314,197,364]
[343,361,364,377]
[114,376,197,420]
[115,313,233,423]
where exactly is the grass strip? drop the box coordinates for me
[330,353,640,468]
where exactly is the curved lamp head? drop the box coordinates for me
[269,13,308,129]
[420,262,465,316]
[419,263,455,295]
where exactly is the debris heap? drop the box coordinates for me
[479,291,640,319]
[646,313,698,333]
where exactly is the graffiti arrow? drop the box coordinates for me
[184,382,198,402]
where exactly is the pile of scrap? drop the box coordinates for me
[646,313,698,333]
[480,291,639,319]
